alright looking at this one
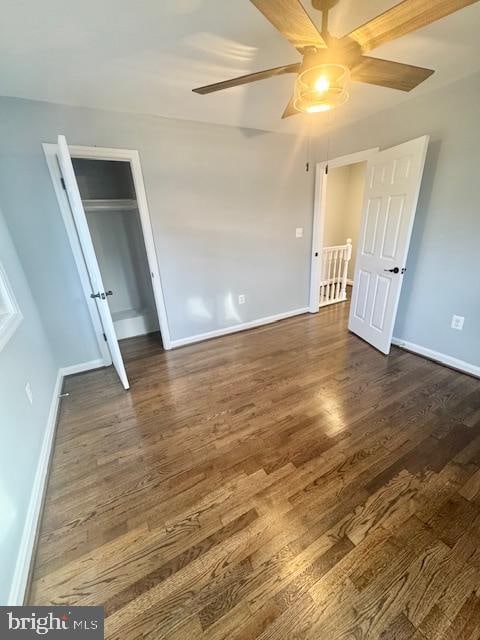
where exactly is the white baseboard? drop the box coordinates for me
[59,358,105,377]
[8,357,106,605]
[171,307,310,349]
[7,370,63,605]
[392,337,480,378]
[347,279,354,286]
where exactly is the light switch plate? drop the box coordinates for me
[238,294,245,305]
[296,227,303,238]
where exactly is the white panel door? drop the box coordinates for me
[348,136,429,354]
[57,135,130,390]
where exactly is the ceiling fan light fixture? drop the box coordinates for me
[306,103,332,113]
[294,63,349,114]
[314,75,330,93]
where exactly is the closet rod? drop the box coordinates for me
[82,198,138,213]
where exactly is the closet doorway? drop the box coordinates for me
[72,159,158,341]
[44,137,171,389]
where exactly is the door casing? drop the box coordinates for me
[43,142,172,370]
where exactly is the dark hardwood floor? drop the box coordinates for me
[30,302,480,639]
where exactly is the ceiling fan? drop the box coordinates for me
[193,0,478,118]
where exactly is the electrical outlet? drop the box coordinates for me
[296,227,303,238]
[238,294,245,305]
[25,382,33,405]
[451,315,465,331]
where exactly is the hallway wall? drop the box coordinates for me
[324,162,366,281]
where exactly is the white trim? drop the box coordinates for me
[0,312,23,352]
[43,144,112,365]
[326,148,380,169]
[171,307,309,348]
[59,358,105,377]
[309,162,328,313]
[392,338,480,378]
[7,370,63,605]
[0,261,24,352]
[347,279,354,286]
[309,147,379,313]
[43,143,172,351]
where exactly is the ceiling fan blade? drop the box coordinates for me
[282,96,299,118]
[351,56,434,91]
[193,63,300,95]
[250,0,326,53]
[346,0,480,52]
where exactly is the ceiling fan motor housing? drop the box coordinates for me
[311,0,341,11]
[302,39,362,72]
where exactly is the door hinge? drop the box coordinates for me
[60,177,66,190]
[325,164,329,175]
[103,332,107,342]
[306,162,310,172]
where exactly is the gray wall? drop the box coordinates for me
[314,71,480,366]
[0,206,57,603]
[0,97,314,361]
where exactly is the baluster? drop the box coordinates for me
[320,248,327,305]
[321,241,353,307]
[331,249,338,302]
[326,249,333,302]
[335,248,342,300]
[332,249,337,301]
[340,238,352,300]
[322,249,328,304]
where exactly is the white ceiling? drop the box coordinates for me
[1,0,480,134]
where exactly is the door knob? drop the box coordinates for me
[384,267,400,274]
[90,291,113,299]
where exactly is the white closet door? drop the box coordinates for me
[349,135,429,354]
[57,135,130,390]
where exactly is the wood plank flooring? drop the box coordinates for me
[30,302,480,639]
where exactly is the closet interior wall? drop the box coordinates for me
[72,158,159,340]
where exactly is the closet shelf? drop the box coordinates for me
[82,198,138,212]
